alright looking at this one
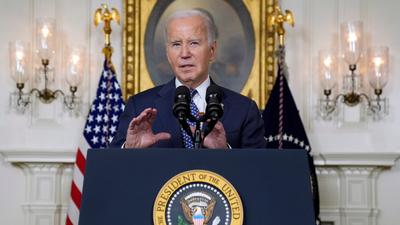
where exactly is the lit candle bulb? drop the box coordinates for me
[323,56,332,68]
[15,50,25,82]
[348,32,358,53]
[373,57,383,89]
[9,40,30,84]
[319,50,337,91]
[66,48,85,87]
[348,32,358,42]
[322,56,333,80]
[373,57,383,71]
[41,25,50,38]
[70,54,80,74]
[16,50,24,61]
[341,21,363,65]
[71,54,80,65]
[40,25,50,49]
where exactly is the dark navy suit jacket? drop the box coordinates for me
[110,79,266,148]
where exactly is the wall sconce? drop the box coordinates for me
[319,21,389,121]
[9,18,84,113]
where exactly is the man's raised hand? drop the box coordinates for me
[125,108,171,148]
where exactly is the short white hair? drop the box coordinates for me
[164,9,218,45]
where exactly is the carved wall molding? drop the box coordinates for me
[314,152,400,225]
[313,152,399,167]
[1,150,74,225]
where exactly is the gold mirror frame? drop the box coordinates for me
[123,0,277,108]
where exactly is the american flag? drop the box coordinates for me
[262,45,320,224]
[65,59,125,225]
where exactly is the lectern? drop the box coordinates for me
[79,149,315,225]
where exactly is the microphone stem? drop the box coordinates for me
[194,121,202,149]
[203,118,218,137]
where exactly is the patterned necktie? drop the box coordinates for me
[182,89,200,148]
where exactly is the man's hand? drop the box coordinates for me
[202,121,228,149]
[125,108,171,148]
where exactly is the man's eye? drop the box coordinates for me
[190,41,199,46]
[171,43,181,47]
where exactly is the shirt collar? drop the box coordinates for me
[175,76,210,100]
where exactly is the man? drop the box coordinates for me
[110,9,265,149]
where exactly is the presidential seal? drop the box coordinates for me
[153,170,243,225]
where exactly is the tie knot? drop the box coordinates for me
[190,89,198,98]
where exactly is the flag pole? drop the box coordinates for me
[267,8,321,224]
[94,4,120,69]
[267,4,295,149]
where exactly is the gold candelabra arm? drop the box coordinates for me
[268,5,295,46]
[94,4,120,63]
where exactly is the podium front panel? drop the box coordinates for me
[79,149,315,225]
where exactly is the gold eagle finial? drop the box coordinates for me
[268,5,295,46]
[93,4,120,64]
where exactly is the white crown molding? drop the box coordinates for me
[2,149,399,166]
[22,203,63,212]
[0,149,75,163]
[313,152,400,167]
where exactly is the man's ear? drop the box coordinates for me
[209,41,217,62]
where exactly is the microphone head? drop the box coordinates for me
[175,85,191,101]
[206,84,222,103]
[203,85,223,137]
[173,85,191,120]
[205,84,223,120]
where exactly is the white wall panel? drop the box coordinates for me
[281,0,400,224]
[378,162,400,225]
[0,158,25,225]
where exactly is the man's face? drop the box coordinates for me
[166,16,216,88]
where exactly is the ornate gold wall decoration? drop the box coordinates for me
[123,0,277,108]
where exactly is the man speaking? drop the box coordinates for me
[110,9,265,149]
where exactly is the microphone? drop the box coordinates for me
[173,86,190,120]
[204,84,224,136]
[173,86,192,137]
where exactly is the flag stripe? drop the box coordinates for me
[70,182,82,209]
[75,148,86,174]
[66,216,73,225]
[66,200,80,225]
[72,164,84,192]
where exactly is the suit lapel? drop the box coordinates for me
[214,83,229,124]
[155,79,183,147]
